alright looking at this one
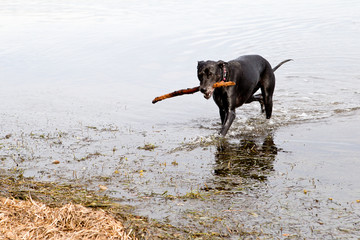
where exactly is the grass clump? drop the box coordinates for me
[0,196,135,240]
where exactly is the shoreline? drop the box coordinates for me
[1,112,359,239]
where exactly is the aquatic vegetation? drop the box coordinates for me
[137,143,158,151]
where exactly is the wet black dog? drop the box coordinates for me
[197,55,291,136]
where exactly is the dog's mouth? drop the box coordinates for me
[203,88,214,99]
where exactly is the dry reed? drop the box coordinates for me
[0,196,136,240]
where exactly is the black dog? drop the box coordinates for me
[197,55,291,136]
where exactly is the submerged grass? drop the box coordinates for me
[137,143,158,151]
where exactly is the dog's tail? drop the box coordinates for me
[273,59,293,72]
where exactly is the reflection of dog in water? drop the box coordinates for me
[214,135,278,181]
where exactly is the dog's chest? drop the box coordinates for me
[213,88,230,107]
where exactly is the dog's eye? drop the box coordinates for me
[204,68,210,75]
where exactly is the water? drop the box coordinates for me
[1,0,360,238]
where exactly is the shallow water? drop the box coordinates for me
[1,0,360,238]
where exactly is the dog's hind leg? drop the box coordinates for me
[246,93,265,113]
[263,94,273,119]
[261,74,275,119]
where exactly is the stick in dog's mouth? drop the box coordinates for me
[151,81,235,104]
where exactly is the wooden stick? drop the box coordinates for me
[152,81,235,104]
[212,81,236,88]
[152,86,199,104]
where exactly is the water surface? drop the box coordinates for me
[1,0,360,238]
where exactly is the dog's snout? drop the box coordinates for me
[200,88,207,94]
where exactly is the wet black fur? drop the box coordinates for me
[197,55,291,136]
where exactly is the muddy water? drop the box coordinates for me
[1,0,360,238]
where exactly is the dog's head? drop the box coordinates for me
[197,60,227,99]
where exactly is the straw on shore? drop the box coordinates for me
[0,196,136,240]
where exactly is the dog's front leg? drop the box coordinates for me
[219,109,227,125]
[219,110,236,136]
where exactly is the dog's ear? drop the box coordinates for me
[197,61,205,69]
[217,60,227,69]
